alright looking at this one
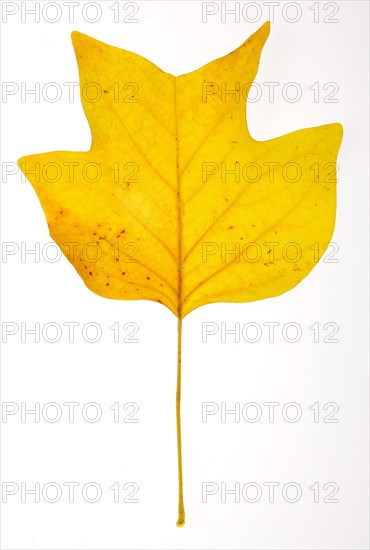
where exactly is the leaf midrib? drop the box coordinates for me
[174,78,183,319]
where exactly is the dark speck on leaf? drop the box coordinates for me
[122,271,126,275]
[89,271,92,275]
[146,276,151,280]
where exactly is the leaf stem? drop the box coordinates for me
[174,77,185,528]
[176,316,185,527]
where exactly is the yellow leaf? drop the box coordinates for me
[18,22,343,526]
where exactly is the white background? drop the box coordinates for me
[1,1,369,549]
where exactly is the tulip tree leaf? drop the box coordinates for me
[18,22,343,526]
